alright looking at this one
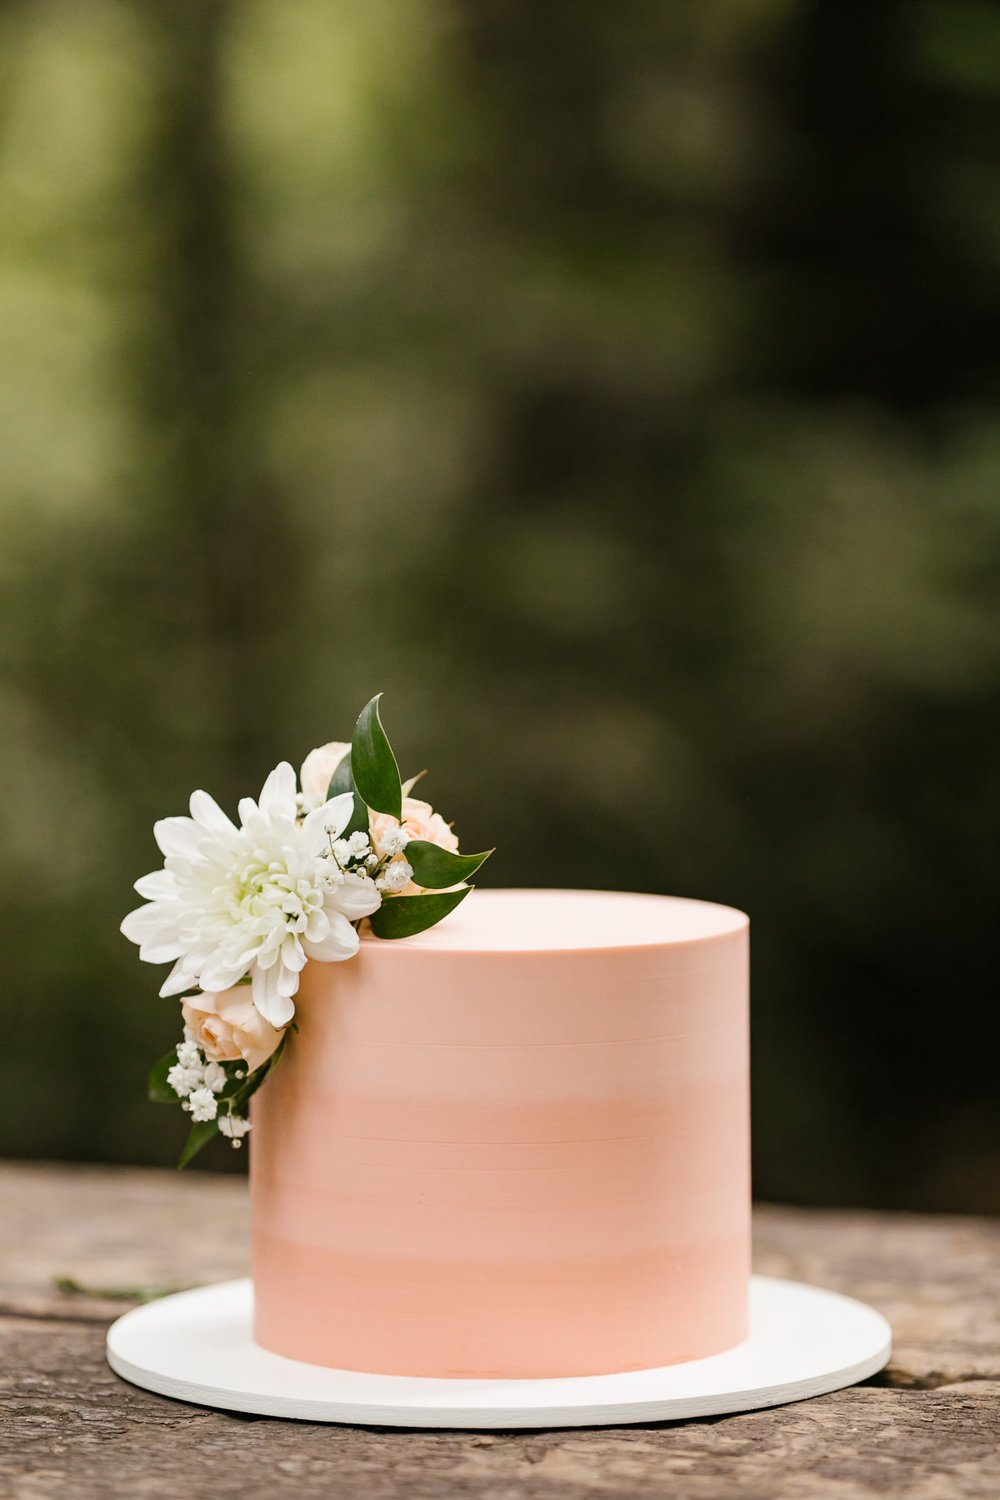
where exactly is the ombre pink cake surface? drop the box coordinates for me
[250,889,750,1379]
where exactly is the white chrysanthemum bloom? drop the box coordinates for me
[218,1113,251,1140]
[121,763,381,1028]
[187,1087,218,1123]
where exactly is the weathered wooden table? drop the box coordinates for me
[2,1162,997,1499]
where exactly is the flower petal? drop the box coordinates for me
[121,903,175,945]
[153,817,202,859]
[186,988,223,1015]
[304,906,330,943]
[251,962,296,1027]
[159,958,199,997]
[300,742,351,808]
[281,934,307,972]
[303,909,360,963]
[258,761,298,820]
[134,870,175,900]
[334,873,382,921]
[189,789,237,836]
[301,792,356,851]
[277,964,300,998]
[139,941,184,965]
[199,958,251,992]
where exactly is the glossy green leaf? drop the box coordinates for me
[148,1050,179,1104]
[340,790,371,842]
[405,840,494,890]
[368,885,472,940]
[325,748,354,798]
[177,1119,218,1170]
[325,750,370,841]
[351,693,402,821]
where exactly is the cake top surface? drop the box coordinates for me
[362,888,747,953]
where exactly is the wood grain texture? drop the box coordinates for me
[1,1161,998,1499]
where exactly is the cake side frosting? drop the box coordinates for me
[250,889,750,1378]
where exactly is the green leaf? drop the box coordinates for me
[177,1119,218,1170]
[405,840,494,890]
[54,1275,188,1304]
[325,750,370,841]
[400,770,427,797]
[368,885,472,939]
[148,1050,179,1104]
[351,693,402,822]
[325,748,354,798]
[323,786,371,843]
[344,791,372,842]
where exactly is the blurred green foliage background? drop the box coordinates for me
[1,0,998,1209]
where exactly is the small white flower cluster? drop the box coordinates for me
[376,859,413,893]
[329,819,413,895]
[377,826,410,857]
[166,1037,251,1144]
[331,829,374,868]
[167,1040,226,1110]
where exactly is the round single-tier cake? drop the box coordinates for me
[250,888,750,1378]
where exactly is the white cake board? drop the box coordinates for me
[106,1275,889,1429]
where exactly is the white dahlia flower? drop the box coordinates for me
[121,762,381,1028]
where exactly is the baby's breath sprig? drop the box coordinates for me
[326,824,414,896]
[149,1033,286,1167]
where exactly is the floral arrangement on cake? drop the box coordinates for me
[121,695,492,1165]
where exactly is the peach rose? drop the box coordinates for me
[182,987,284,1072]
[371,796,458,856]
[299,740,351,809]
[370,796,459,894]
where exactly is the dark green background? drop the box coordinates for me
[2,0,998,1209]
